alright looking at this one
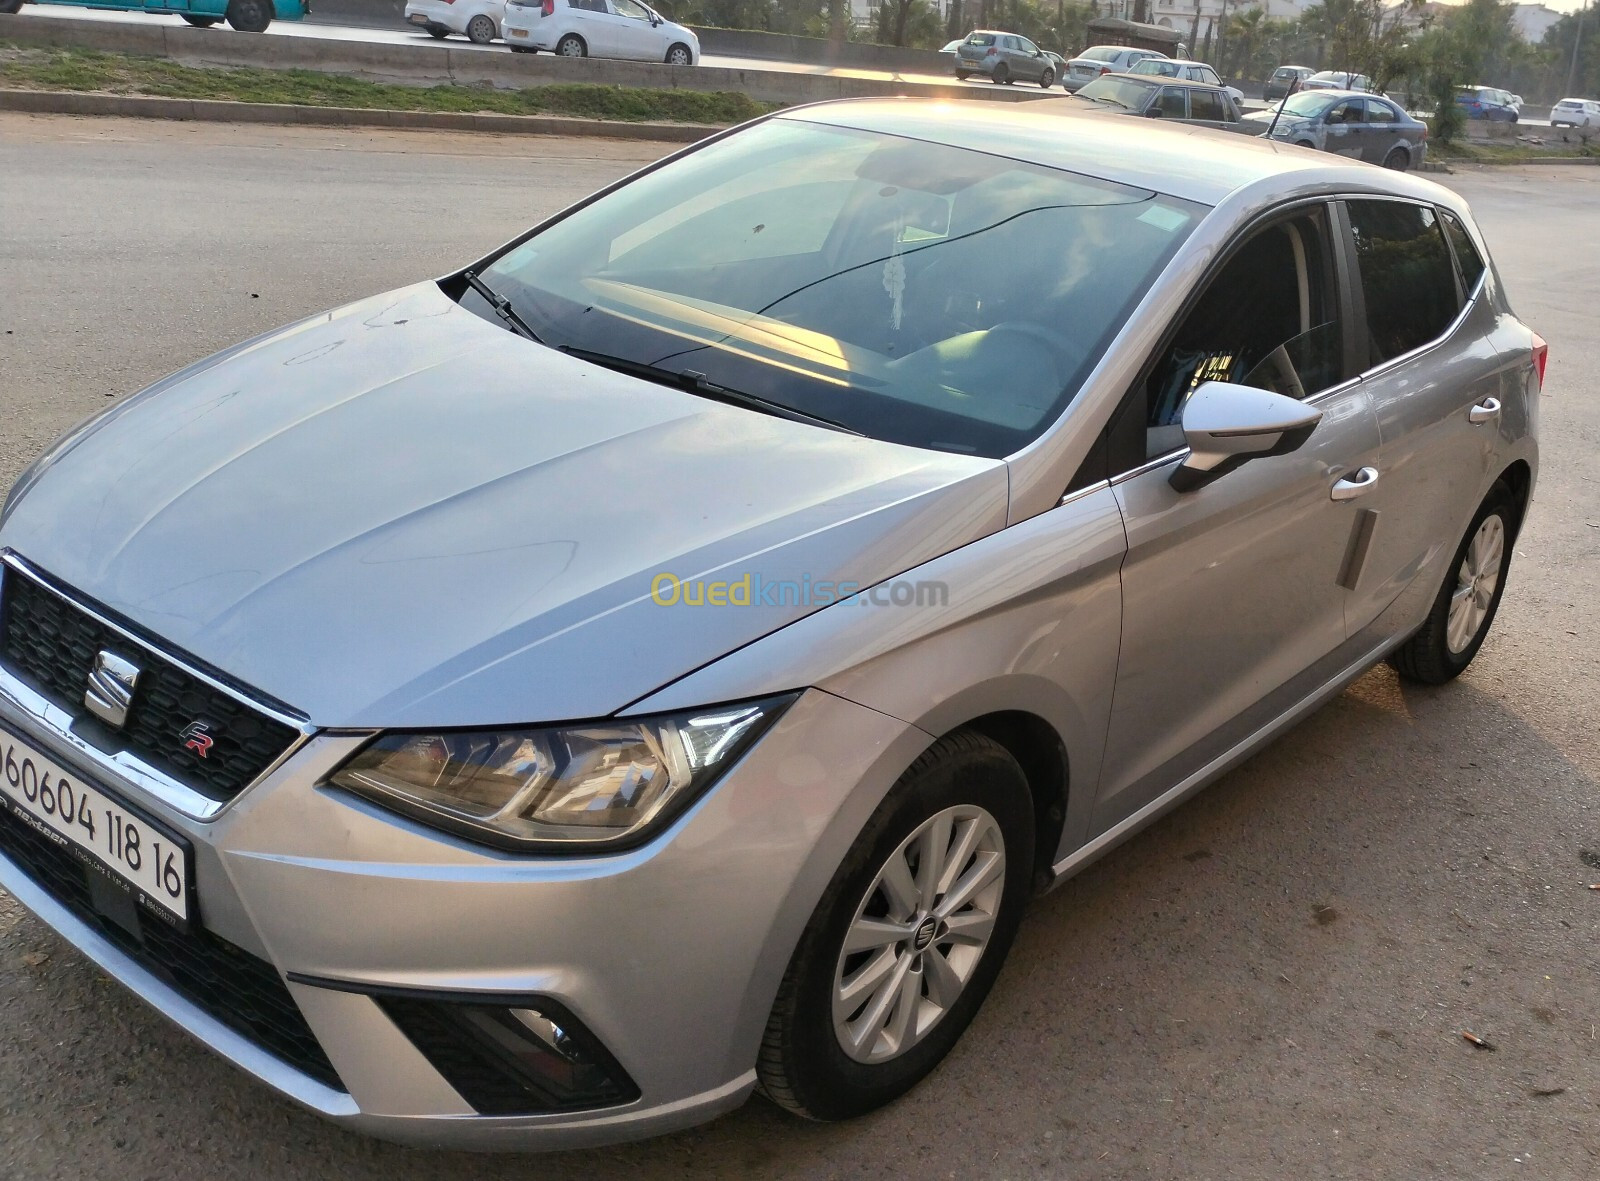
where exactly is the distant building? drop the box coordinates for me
[1511,2,1563,42]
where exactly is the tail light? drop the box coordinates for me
[542,0,554,12]
[986,47,996,56]
[1099,66,1111,75]
[1531,332,1548,388]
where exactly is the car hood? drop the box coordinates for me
[0,283,1006,729]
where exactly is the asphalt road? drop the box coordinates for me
[8,5,964,86]
[0,115,1597,1181]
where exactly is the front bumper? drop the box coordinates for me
[0,659,931,1149]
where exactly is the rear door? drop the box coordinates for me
[1360,98,1403,163]
[1333,199,1509,641]
[1187,86,1233,129]
[1153,86,1189,120]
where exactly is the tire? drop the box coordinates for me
[757,730,1035,1122]
[224,0,271,32]
[466,14,496,44]
[556,33,586,57]
[1038,67,1054,89]
[426,24,450,38]
[182,14,219,26]
[0,0,23,13]
[954,70,970,80]
[1388,480,1518,685]
[1384,147,1409,171]
[509,44,535,53]
[991,63,1008,84]
[664,42,692,65]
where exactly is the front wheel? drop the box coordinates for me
[757,731,1035,1121]
[1388,481,1518,685]
[664,42,692,66]
[1384,147,1410,171]
[465,13,497,44]
[1038,67,1054,89]
[556,33,587,57]
[182,14,219,26]
[225,0,271,32]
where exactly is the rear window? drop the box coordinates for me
[1273,68,1298,79]
[1083,47,1122,61]
[1347,200,1460,367]
[966,33,995,45]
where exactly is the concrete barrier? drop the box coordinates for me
[3,13,1045,107]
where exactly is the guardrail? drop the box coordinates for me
[3,12,1046,108]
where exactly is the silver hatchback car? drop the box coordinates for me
[0,101,1541,1150]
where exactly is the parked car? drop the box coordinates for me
[1128,56,1244,106]
[1455,85,1519,122]
[1073,73,1247,132]
[0,95,1541,1153]
[1302,70,1375,93]
[1551,97,1600,129]
[1062,43,1167,92]
[953,29,1057,87]
[0,0,303,31]
[1247,89,1427,170]
[405,0,505,44]
[501,0,697,61]
[1264,64,1314,102]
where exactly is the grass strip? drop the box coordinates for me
[0,43,776,124]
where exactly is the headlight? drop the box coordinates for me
[328,695,795,850]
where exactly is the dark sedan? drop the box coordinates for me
[1070,74,1249,132]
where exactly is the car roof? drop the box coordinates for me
[776,98,1451,208]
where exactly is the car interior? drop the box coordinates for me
[1140,208,1342,456]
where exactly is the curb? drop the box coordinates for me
[1434,153,1600,167]
[0,88,718,141]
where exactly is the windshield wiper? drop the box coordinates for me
[1087,96,1128,109]
[559,346,862,436]
[460,268,544,345]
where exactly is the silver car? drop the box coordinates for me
[1062,43,1167,91]
[0,99,1541,1150]
[953,29,1056,87]
[1248,89,1429,170]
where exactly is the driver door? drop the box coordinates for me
[1323,99,1367,158]
[609,0,661,59]
[1093,202,1383,830]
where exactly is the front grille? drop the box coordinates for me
[0,567,300,803]
[0,801,343,1091]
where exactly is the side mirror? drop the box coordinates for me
[1169,381,1322,492]
[1146,107,1164,118]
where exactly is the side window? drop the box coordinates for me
[1439,209,1487,294]
[1140,209,1343,455]
[1190,89,1225,121]
[1327,99,1364,124]
[1365,99,1397,124]
[614,0,650,17]
[1200,67,1220,86]
[1019,37,1039,55]
[1346,200,1460,367]
[1155,87,1188,118]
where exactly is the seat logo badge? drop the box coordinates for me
[181,721,215,758]
[84,651,141,729]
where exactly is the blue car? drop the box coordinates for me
[1456,86,1520,122]
[0,0,307,32]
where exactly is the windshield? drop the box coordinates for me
[1076,76,1157,110]
[1281,91,1333,118]
[476,118,1200,458]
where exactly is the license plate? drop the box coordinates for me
[509,27,527,36]
[408,12,429,24]
[0,729,192,925]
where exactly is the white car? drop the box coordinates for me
[501,0,699,64]
[405,0,506,45]
[1128,57,1244,107]
[1552,97,1600,129]
[1061,45,1167,92]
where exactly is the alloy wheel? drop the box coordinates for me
[832,804,1005,1064]
[1447,513,1504,653]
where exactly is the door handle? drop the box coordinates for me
[1468,397,1502,424]
[1331,466,1380,501]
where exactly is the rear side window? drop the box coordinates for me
[1347,200,1460,367]
[1365,99,1397,123]
[1439,210,1487,294]
[1190,89,1225,121]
